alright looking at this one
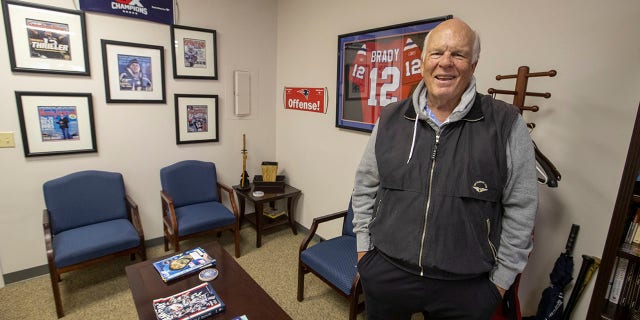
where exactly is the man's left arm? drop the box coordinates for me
[491,115,538,292]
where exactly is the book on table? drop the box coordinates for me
[263,206,285,219]
[152,282,225,320]
[152,246,216,282]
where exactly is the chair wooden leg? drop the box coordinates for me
[297,262,305,301]
[233,224,241,258]
[348,294,358,320]
[139,244,147,261]
[173,237,180,253]
[49,270,64,318]
[163,233,169,252]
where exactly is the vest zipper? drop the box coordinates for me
[486,218,498,261]
[418,132,440,276]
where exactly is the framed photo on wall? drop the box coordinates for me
[15,91,96,157]
[171,25,218,79]
[335,15,452,132]
[174,94,219,144]
[2,0,90,75]
[101,39,166,103]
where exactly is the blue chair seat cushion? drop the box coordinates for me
[52,219,141,268]
[174,201,235,236]
[300,235,357,296]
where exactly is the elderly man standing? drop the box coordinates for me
[352,18,538,319]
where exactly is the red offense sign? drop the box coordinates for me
[284,87,326,113]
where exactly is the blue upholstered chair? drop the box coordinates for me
[297,199,364,320]
[160,160,240,257]
[42,170,146,318]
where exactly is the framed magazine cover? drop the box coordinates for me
[15,91,96,157]
[101,39,166,103]
[335,15,452,132]
[174,94,219,144]
[171,25,218,79]
[2,0,90,75]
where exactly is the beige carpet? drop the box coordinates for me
[0,226,366,320]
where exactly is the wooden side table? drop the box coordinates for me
[233,183,301,247]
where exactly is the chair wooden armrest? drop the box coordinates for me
[217,182,239,218]
[42,209,54,263]
[299,209,348,253]
[160,190,178,234]
[125,194,147,261]
[126,195,145,238]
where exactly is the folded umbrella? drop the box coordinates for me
[561,255,600,320]
[534,224,580,320]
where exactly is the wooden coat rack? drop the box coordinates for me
[488,66,556,114]
[488,66,561,187]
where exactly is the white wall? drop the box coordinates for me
[0,0,277,272]
[275,0,640,319]
[2,0,640,319]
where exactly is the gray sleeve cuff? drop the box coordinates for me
[356,232,373,252]
[490,264,519,290]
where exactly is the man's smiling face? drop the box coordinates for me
[421,19,477,108]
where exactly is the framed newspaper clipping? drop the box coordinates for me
[171,25,218,80]
[15,91,96,157]
[174,94,219,144]
[101,39,166,103]
[335,15,452,132]
[2,0,90,75]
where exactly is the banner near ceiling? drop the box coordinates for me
[79,0,173,25]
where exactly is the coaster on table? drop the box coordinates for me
[199,268,219,281]
[252,191,264,197]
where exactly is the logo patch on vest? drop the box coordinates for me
[473,181,488,193]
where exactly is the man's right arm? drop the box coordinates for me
[352,123,380,259]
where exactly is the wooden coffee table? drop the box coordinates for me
[125,241,291,319]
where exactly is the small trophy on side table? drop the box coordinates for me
[239,134,251,190]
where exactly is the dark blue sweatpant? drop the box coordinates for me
[357,249,502,320]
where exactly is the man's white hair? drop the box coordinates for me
[421,27,481,64]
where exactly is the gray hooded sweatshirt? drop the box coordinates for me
[352,77,538,290]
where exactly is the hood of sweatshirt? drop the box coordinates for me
[406,76,478,162]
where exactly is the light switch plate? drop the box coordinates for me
[0,132,16,148]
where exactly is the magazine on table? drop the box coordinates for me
[263,206,285,219]
[152,282,225,320]
[152,246,216,282]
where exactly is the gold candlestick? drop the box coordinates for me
[239,134,250,189]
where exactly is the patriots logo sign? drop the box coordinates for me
[284,87,327,113]
[297,89,311,99]
[115,0,143,5]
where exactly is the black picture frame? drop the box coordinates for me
[2,0,90,75]
[335,15,452,132]
[171,25,218,80]
[101,39,166,103]
[174,94,219,144]
[15,91,97,157]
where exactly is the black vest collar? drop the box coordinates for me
[402,92,485,122]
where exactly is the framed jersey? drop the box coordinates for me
[336,15,452,132]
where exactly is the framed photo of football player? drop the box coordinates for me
[101,39,166,103]
[336,15,452,132]
[2,0,90,75]
[171,25,218,80]
[174,94,219,144]
[15,91,96,157]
